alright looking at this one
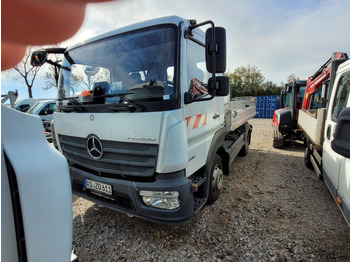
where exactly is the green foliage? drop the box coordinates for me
[225,65,283,97]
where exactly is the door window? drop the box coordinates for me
[40,103,56,115]
[331,73,350,121]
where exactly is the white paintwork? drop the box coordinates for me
[298,108,326,148]
[322,60,350,225]
[1,105,72,261]
[298,59,350,225]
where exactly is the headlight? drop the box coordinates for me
[139,191,180,210]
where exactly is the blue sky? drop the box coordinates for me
[2,0,350,99]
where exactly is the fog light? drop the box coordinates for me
[139,191,180,210]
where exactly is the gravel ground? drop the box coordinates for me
[72,118,350,262]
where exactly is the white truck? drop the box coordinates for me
[31,16,256,224]
[298,56,350,226]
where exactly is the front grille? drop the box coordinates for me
[59,134,158,178]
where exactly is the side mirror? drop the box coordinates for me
[331,107,350,158]
[208,76,229,96]
[184,92,194,104]
[280,90,286,108]
[31,50,48,66]
[205,27,226,73]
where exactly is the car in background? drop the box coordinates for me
[27,100,56,122]
[15,98,52,112]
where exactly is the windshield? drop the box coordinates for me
[27,101,45,114]
[284,83,306,108]
[58,25,178,112]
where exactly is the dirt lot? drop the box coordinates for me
[72,118,350,261]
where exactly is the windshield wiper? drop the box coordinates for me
[58,97,84,112]
[94,93,146,112]
[120,96,146,112]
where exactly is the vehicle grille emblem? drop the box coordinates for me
[87,135,103,159]
[90,114,95,121]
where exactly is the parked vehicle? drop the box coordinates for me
[1,105,76,261]
[26,100,56,132]
[298,54,350,226]
[31,16,256,224]
[15,98,52,112]
[272,80,307,148]
[301,52,348,110]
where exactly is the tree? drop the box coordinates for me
[8,46,42,98]
[262,80,283,95]
[286,73,300,83]
[226,65,265,97]
[43,45,65,90]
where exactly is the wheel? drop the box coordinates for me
[272,130,284,148]
[304,140,313,170]
[239,131,250,156]
[206,154,223,205]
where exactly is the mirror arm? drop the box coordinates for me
[45,59,71,72]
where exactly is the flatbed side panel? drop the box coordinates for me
[228,97,256,131]
[298,108,326,147]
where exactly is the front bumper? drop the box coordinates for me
[70,167,194,225]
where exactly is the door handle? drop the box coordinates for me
[213,113,220,119]
[326,125,331,140]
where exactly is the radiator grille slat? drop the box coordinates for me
[59,134,158,178]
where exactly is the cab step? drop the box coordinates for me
[193,197,207,213]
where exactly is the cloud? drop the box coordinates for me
[3,0,349,96]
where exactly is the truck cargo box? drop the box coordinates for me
[298,108,326,149]
[226,96,256,132]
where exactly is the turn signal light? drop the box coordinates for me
[336,197,342,207]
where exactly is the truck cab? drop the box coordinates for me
[272,80,306,148]
[298,56,350,226]
[31,16,255,224]
[322,60,350,225]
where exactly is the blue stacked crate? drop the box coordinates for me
[255,95,280,118]
[255,96,266,118]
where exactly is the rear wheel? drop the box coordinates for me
[239,131,250,156]
[206,154,223,205]
[304,139,313,169]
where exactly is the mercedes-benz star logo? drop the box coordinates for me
[87,135,103,159]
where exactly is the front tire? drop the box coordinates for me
[206,154,223,205]
[273,130,284,148]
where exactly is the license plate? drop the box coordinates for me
[84,179,112,196]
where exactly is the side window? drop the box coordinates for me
[332,73,350,120]
[40,104,49,115]
[18,104,30,112]
[186,34,209,98]
[47,103,56,114]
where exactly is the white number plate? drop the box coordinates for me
[84,179,112,196]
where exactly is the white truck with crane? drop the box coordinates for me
[298,52,350,225]
[31,16,256,224]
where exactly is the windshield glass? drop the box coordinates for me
[58,25,177,112]
[27,101,45,114]
[284,88,294,108]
